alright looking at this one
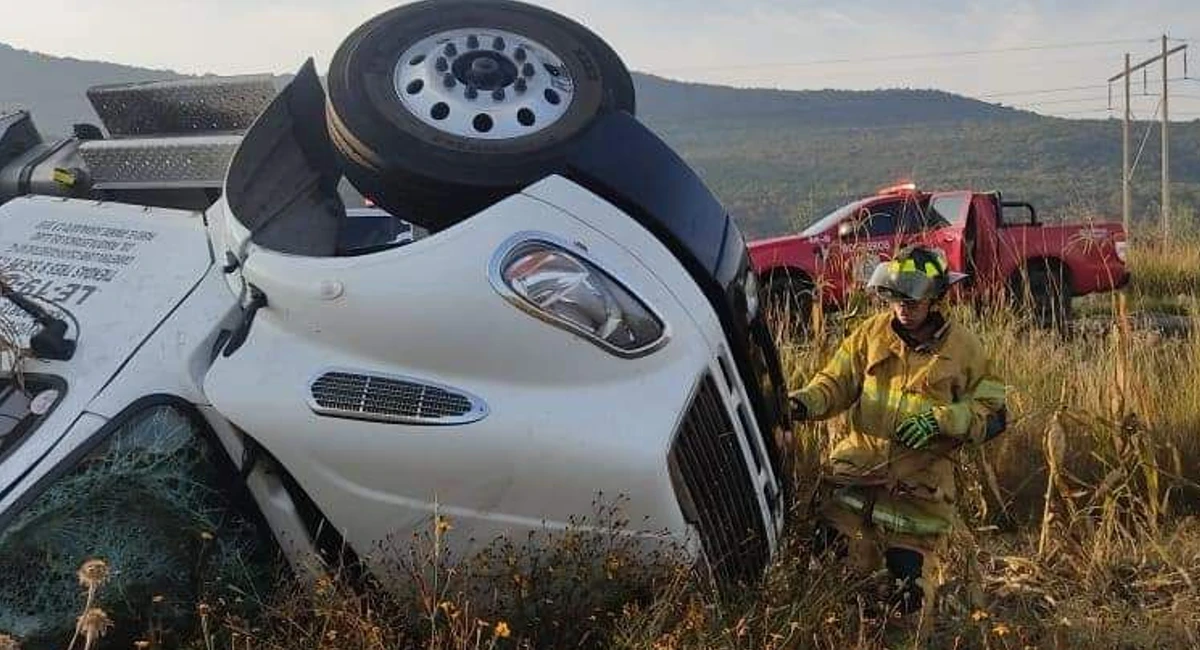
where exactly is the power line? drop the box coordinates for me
[1129,97,1162,176]
[1048,108,1119,116]
[1009,94,1193,111]
[1110,35,1187,236]
[978,76,1192,99]
[978,83,1109,98]
[1011,95,1112,107]
[654,37,1156,72]
[669,53,1137,90]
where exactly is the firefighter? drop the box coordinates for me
[788,245,1007,627]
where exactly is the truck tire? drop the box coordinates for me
[325,0,635,232]
[763,270,814,339]
[1012,260,1072,333]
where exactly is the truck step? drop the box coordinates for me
[85,75,280,138]
[79,135,242,189]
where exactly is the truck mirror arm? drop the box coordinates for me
[0,278,77,361]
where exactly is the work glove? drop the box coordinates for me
[895,410,940,449]
[788,393,809,422]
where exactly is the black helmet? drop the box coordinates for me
[866,246,968,302]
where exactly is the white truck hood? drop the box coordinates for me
[0,196,211,496]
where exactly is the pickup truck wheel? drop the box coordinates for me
[763,272,814,340]
[1013,261,1073,333]
[326,0,635,232]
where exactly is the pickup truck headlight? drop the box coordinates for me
[491,236,667,357]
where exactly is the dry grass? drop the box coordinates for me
[1127,237,1200,300]
[1079,228,1200,318]
[13,235,1200,650]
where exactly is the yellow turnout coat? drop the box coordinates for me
[792,311,1006,553]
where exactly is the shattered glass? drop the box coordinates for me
[0,405,286,649]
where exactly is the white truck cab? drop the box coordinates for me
[0,2,794,646]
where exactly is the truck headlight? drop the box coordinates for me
[491,236,667,357]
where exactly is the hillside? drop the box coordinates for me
[633,74,1200,236]
[632,73,1026,125]
[3,42,1199,237]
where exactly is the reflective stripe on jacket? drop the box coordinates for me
[792,312,1006,521]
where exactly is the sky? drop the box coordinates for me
[1,0,1199,120]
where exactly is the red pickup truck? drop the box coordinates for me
[748,184,1130,330]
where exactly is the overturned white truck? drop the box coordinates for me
[0,0,792,645]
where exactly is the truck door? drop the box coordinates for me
[829,195,927,301]
[915,191,972,283]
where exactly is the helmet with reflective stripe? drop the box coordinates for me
[867,245,969,301]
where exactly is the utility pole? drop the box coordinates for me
[1123,53,1131,233]
[1108,35,1187,237]
[1161,35,1171,237]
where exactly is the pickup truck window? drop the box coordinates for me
[0,403,285,650]
[800,199,870,237]
[800,196,928,238]
[928,194,970,226]
[861,199,928,237]
[0,377,63,460]
[861,204,897,237]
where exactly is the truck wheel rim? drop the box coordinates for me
[393,28,576,140]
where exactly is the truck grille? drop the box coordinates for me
[309,371,487,425]
[668,373,769,586]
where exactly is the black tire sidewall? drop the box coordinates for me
[327,0,634,189]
